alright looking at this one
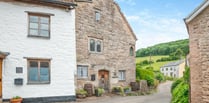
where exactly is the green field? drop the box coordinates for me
[136,55,176,71]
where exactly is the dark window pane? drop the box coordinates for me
[40,62,49,81]
[40,30,49,37]
[29,23,38,29]
[95,12,100,21]
[29,16,38,22]
[40,17,49,24]
[29,29,38,35]
[130,47,134,56]
[40,67,49,81]
[40,24,49,30]
[30,61,38,67]
[90,39,95,51]
[96,41,101,52]
[40,62,49,68]
[29,67,38,81]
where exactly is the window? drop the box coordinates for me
[170,68,173,71]
[77,65,88,78]
[28,59,50,84]
[129,47,134,56]
[89,38,102,53]
[28,13,50,38]
[166,68,168,71]
[95,11,100,21]
[162,68,164,71]
[170,72,173,77]
[118,70,126,81]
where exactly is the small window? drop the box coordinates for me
[118,70,126,81]
[96,41,101,52]
[90,39,95,52]
[162,68,164,71]
[28,13,50,38]
[77,65,88,78]
[89,38,102,53]
[129,47,134,56]
[170,68,173,71]
[95,11,100,21]
[166,68,168,71]
[170,72,173,77]
[28,59,50,84]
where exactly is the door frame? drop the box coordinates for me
[0,58,3,97]
[98,70,110,90]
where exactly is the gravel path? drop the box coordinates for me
[64,81,172,103]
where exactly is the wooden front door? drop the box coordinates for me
[98,70,109,90]
[0,59,2,97]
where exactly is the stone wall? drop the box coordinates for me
[186,6,209,103]
[75,0,136,90]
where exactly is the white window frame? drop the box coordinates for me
[27,59,51,84]
[118,70,126,81]
[95,11,101,21]
[89,38,103,53]
[77,65,88,78]
[28,13,51,38]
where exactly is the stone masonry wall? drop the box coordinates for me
[187,6,209,103]
[75,0,136,90]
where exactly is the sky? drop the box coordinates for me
[115,0,204,49]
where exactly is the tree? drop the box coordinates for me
[174,48,184,59]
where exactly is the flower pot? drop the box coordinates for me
[10,98,22,103]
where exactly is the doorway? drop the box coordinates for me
[98,70,109,90]
[0,59,2,97]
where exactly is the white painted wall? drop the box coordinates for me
[160,66,178,77]
[0,1,76,99]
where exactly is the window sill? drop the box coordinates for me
[89,51,103,54]
[119,80,126,82]
[28,35,50,39]
[27,81,50,85]
[77,77,88,80]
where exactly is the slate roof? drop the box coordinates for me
[15,0,77,8]
[0,51,9,55]
[162,59,185,67]
[184,0,208,23]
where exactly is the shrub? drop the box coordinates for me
[171,78,183,93]
[136,68,155,86]
[155,73,165,82]
[95,88,105,96]
[172,82,189,103]
[76,89,87,95]
[171,67,189,103]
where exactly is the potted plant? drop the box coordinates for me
[76,89,87,99]
[95,88,105,97]
[123,86,131,93]
[10,96,22,103]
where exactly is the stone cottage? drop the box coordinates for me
[0,0,77,102]
[74,0,137,91]
[184,0,209,102]
[160,59,185,78]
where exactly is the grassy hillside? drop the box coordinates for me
[136,55,176,71]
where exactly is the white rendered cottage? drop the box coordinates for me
[160,60,185,78]
[0,0,77,102]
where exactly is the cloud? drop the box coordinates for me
[125,15,140,21]
[123,10,188,49]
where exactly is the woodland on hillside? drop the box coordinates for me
[136,39,189,57]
